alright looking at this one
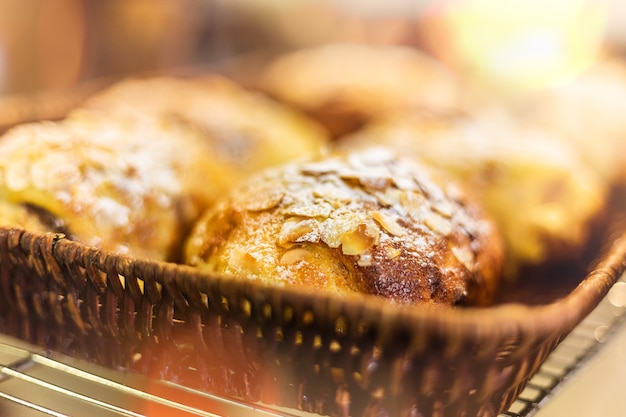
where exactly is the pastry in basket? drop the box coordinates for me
[0,110,230,261]
[80,75,330,176]
[337,111,609,277]
[514,58,626,185]
[0,200,57,235]
[257,42,465,138]
[184,150,504,307]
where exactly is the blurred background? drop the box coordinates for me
[1,0,625,95]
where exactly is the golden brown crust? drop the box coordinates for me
[185,151,504,306]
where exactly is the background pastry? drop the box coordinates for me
[185,150,504,307]
[257,43,465,138]
[338,112,609,277]
[0,200,57,235]
[513,58,626,185]
[81,75,330,176]
[0,111,224,261]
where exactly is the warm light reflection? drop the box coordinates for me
[420,0,608,93]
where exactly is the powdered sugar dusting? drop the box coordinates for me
[0,112,200,260]
[188,150,503,305]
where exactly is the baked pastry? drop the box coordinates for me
[0,110,225,261]
[514,58,626,185]
[80,75,329,176]
[258,43,465,138]
[338,111,609,276]
[184,151,504,307]
[0,200,57,235]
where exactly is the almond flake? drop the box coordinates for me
[241,187,284,212]
[425,212,453,236]
[452,245,475,271]
[340,224,376,255]
[300,160,343,175]
[385,246,401,259]
[357,253,373,267]
[280,248,310,265]
[359,175,391,190]
[431,201,454,218]
[282,200,333,218]
[370,210,405,236]
[278,217,320,246]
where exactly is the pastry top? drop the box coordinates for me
[0,200,55,234]
[515,58,626,185]
[81,75,330,175]
[0,110,221,261]
[258,43,465,137]
[185,150,504,306]
[338,111,609,274]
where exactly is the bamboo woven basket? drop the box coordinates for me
[0,225,625,417]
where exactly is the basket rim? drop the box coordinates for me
[3,225,625,342]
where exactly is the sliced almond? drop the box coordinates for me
[385,246,401,259]
[313,180,353,206]
[357,253,373,267]
[340,224,376,255]
[452,245,475,271]
[278,217,320,247]
[279,248,310,265]
[424,212,452,236]
[300,159,343,175]
[282,200,333,218]
[241,187,284,212]
[370,210,405,236]
[431,201,454,218]
[372,189,401,208]
[359,175,391,190]
[321,214,359,248]
[424,212,453,236]
[232,248,260,272]
[401,191,428,221]
[392,175,419,191]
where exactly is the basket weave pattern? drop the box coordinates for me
[1,227,625,417]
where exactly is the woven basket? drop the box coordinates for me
[0,226,625,417]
